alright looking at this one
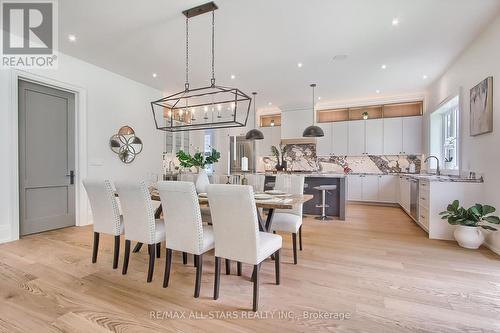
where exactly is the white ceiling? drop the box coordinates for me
[59,0,500,110]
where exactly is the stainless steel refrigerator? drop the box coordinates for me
[229,135,255,173]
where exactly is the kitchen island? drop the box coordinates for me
[263,173,346,220]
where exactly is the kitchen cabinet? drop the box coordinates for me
[378,175,398,203]
[257,126,280,157]
[362,175,379,201]
[347,175,362,201]
[365,119,384,155]
[399,176,411,212]
[332,121,349,155]
[281,110,311,139]
[402,116,422,154]
[383,118,403,154]
[348,120,365,155]
[316,123,333,156]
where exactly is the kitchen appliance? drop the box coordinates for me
[409,178,419,221]
[230,136,255,173]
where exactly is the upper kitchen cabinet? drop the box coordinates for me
[348,120,365,155]
[281,110,311,139]
[332,121,349,155]
[402,116,422,155]
[365,119,384,155]
[257,126,281,157]
[316,123,333,156]
[383,117,403,154]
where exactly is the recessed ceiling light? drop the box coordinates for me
[268,102,272,106]
[381,64,387,70]
[68,34,77,42]
[376,90,381,94]
[318,96,321,100]
[423,74,428,79]
[152,73,158,78]
[332,54,348,61]
[230,74,236,79]
[392,18,399,26]
[297,62,303,68]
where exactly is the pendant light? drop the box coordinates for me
[150,2,251,132]
[245,92,264,140]
[302,83,324,137]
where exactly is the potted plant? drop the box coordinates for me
[271,144,289,171]
[362,111,369,120]
[176,148,220,193]
[439,200,500,249]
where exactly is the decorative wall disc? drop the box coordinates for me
[110,126,143,164]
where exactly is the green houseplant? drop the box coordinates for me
[440,200,500,249]
[176,148,220,193]
[271,144,289,171]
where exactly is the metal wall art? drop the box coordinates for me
[110,126,143,163]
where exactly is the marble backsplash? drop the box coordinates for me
[258,144,421,174]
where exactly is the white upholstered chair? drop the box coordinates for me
[83,179,123,269]
[207,184,282,311]
[270,175,305,264]
[115,181,166,282]
[157,181,215,297]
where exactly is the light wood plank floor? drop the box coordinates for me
[1,204,500,332]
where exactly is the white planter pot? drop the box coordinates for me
[453,225,485,249]
[195,169,210,193]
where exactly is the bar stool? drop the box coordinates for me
[314,185,337,220]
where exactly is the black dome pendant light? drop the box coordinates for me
[302,83,324,137]
[245,92,265,140]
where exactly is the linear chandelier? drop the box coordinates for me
[150,2,251,132]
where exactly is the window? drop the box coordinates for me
[430,96,459,172]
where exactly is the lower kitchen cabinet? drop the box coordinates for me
[347,174,398,203]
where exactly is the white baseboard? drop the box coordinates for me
[484,240,500,255]
[0,225,12,244]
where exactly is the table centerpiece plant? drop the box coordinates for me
[176,148,220,193]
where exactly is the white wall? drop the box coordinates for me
[0,53,164,243]
[425,13,500,254]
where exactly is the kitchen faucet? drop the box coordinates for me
[424,155,441,176]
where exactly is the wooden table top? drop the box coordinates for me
[148,190,313,210]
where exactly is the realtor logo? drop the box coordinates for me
[1,0,58,68]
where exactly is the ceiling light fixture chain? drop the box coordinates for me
[211,9,216,87]
[185,16,190,91]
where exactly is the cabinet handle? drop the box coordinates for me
[420,215,425,219]
[420,197,426,200]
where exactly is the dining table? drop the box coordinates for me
[130,188,313,253]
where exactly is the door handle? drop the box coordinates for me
[66,170,75,185]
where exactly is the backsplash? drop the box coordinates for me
[257,144,421,174]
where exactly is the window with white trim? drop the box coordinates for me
[430,95,459,172]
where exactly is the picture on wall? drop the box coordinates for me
[470,76,493,136]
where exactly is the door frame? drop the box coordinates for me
[9,70,88,241]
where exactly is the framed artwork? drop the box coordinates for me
[470,76,493,136]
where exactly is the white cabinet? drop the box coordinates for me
[383,118,403,154]
[402,116,422,155]
[378,175,398,203]
[281,110,311,139]
[316,123,333,156]
[347,175,363,201]
[257,126,280,157]
[362,175,379,201]
[365,119,384,155]
[348,120,365,155]
[332,122,349,155]
[399,176,411,212]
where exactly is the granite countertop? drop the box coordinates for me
[347,172,483,183]
[259,172,346,178]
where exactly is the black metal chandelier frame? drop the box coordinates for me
[150,2,251,132]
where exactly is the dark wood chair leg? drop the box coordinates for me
[122,240,131,275]
[214,256,221,300]
[156,243,161,258]
[194,254,203,298]
[194,254,197,267]
[92,232,99,263]
[237,262,242,276]
[132,242,143,253]
[275,249,280,285]
[182,252,188,265]
[252,264,260,311]
[225,259,231,275]
[292,233,298,265]
[147,244,155,283]
[299,226,303,251]
[163,248,172,288]
[112,235,120,269]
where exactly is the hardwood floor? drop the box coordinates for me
[1,204,500,332]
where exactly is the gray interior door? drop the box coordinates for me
[18,80,76,236]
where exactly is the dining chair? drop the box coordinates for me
[157,181,215,297]
[115,180,166,282]
[270,175,305,264]
[207,184,282,311]
[83,179,123,269]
